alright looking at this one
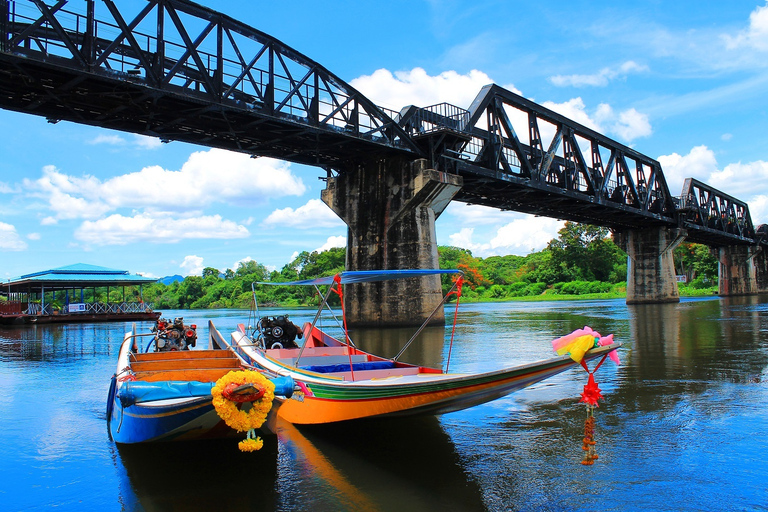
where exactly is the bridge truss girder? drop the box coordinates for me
[434,84,677,230]
[679,178,755,245]
[0,0,421,169]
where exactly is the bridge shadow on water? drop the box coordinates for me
[114,415,485,512]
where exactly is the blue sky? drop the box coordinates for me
[2,0,768,279]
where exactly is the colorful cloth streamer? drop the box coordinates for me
[551,327,620,364]
[596,333,620,365]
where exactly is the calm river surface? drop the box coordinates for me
[1,297,767,511]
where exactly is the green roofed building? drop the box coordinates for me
[0,264,160,325]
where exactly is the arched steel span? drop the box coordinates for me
[0,0,421,169]
[0,0,761,246]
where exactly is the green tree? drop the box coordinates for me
[547,222,626,283]
[202,267,220,278]
[674,243,717,284]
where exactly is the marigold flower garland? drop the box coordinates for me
[211,370,275,452]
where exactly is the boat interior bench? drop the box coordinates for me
[299,360,396,374]
[130,349,242,382]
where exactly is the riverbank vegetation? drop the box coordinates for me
[137,222,719,309]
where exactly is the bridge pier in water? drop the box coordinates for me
[754,249,768,293]
[322,158,462,327]
[615,227,685,304]
[717,246,759,296]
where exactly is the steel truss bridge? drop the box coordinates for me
[0,0,761,247]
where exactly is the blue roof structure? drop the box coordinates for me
[6,263,156,291]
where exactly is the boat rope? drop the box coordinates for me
[330,274,356,382]
[312,284,356,347]
[393,275,463,363]
[444,276,464,373]
[297,279,338,366]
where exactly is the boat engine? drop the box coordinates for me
[258,315,303,349]
[153,317,197,352]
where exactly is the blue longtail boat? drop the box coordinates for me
[106,320,294,444]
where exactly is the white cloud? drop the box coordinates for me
[350,68,520,110]
[24,149,306,223]
[262,199,343,229]
[489,217,565,255]
[24,165,111,221]
[89,134,126,145]
[721,133,733,141]
[656,146,768,224]
[88,133,163,150]
[612,108,653,141]
[0,181,19,194]
[724,3,768,51]
[543,98,652,142]
[180,255,204,277]
[0,222,27,251]
[657,145,719,193]
[74,213,249,245]
[27,233,40,240]
[748,195,768,225]
[550,61,649,88]
[442,204,564,257]
[102,149,305,212]
[233,256,255,270]
[443,203,522,226]
[133,135,163,150]
[314,235,346,253]
[709,160,768,198]
[351,67,650,143]
[446,217,564,258]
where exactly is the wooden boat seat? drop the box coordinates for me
[134,367,240,383]
[130,357,240,372]
[130,349,243,382]
[130,349,234,362]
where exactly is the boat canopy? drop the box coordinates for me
[257,269,461,286]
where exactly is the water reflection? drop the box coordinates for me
[113,416,484,512]
[0,321,151,362]
[347,325,444,368]
[3,299,768,511]
[115,439,280,511]
[275,416,485,512]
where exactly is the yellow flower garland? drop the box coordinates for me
[211,370,275,451]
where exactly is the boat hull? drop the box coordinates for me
[107,326,290,444]
[232,330,619,425]
[107,390,237,443]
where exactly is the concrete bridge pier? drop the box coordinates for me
[754,249,768,293]
[615,227,686,304]
[717,245,759,296]
[322,158,462,327]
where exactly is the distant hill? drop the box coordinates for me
[159,275,184,285]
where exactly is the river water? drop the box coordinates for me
[1,297,767,511]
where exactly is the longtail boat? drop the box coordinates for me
[229,270,620,425]
[106,317,294,445]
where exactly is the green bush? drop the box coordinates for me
[553,280,612,295]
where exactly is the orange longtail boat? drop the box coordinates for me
[223,269,620,426]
